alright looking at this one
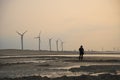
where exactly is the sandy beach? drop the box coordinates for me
[0,49,120,80]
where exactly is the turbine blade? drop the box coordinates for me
[34,37,39,39]
[16,31,22,35]
[23,30,27,35]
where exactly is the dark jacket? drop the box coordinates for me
[79,47,84,54]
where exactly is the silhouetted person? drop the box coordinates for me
[79,45,84,61]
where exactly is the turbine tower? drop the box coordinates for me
[56,40,59,51]
[49,37,53,51]
[60,40,64,51]
[16,31,27,50]
[61,41,64,51]
[35,31,41,51]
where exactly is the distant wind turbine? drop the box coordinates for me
[48,37,53,51]
[35,31,42,51]
[60,39,64,51]
[61,41,64,51]
[56,40,59,51]
[56,39,61,51]
[16,31,27,50]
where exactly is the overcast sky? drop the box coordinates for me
[0,0,120,51]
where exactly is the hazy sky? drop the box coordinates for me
[0,0,120,51]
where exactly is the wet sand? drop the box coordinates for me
[1,74,120,80]
[0,49,120,80]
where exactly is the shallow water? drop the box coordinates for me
[0,54,120,78]
[1,54,120,58]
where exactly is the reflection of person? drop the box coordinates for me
[79,45,84,61]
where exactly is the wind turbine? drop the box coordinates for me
[56,39,61,51]
[48,37,53,51]
[16,31,27,50]
[61,41,64,51]
[35,31,42,51]
[56,39,59,51]
[60,39,64,51]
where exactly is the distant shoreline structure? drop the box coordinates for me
[0,49,120,54]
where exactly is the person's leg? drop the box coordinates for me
[80,54,82,60]
[79,54,81,61]
[81,54,83,60]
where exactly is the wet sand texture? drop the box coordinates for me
[0,74,120,80]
